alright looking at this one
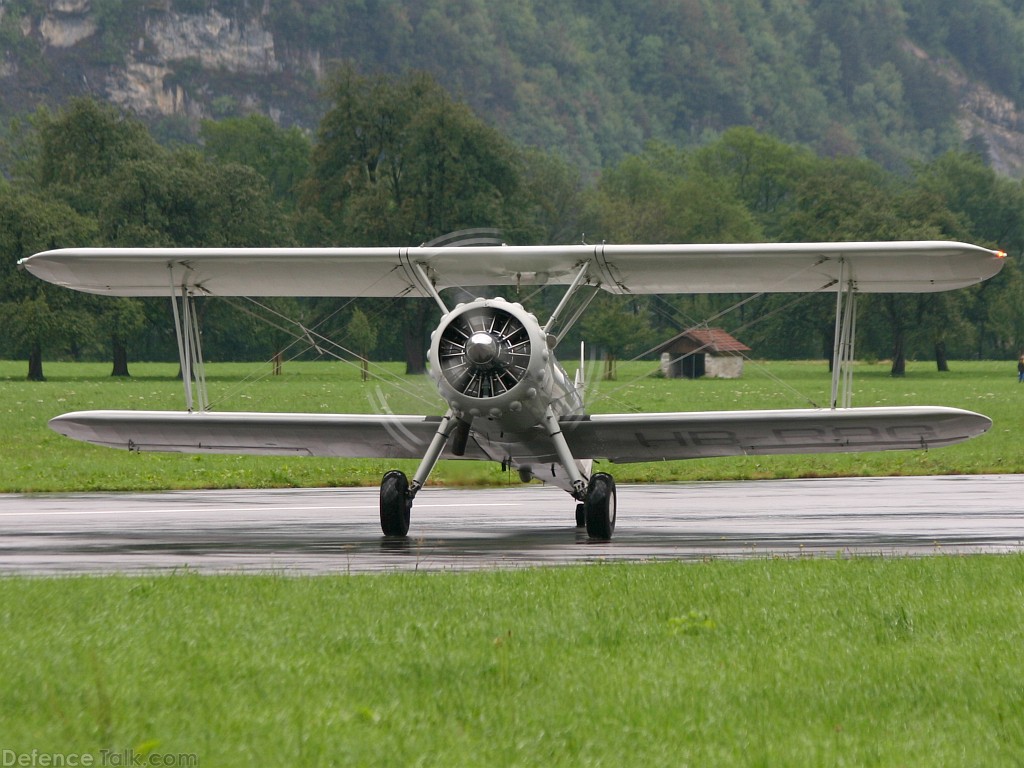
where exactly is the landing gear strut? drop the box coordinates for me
[379,409,461,537]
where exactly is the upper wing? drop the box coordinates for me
[20,241,1004,297]
[48,410,490,460]
[561,406,992,462]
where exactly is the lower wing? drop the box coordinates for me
[561,406,991,462]
[49,406,989,462]
[48,411,488,460]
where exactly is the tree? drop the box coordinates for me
[101,298,147,377]
[96,151,296,363]
[516,148,586,244]
[905,152,1024,361]
[305,65,525,244]
[693,127,816,239]
[20,99,300,366]
[580,141,763,360]
[777,156,948,375]
[8,100,162,374]
[200,115,311,207]
[345,307,378,381]
[30,98,160,215]
[913,151,1024,247]
[98,151,291,248]
[586,143,761,245]
[303,66,529,373]
[579,294,656,380]
[0,188,98,380]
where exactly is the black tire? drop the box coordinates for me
[584,473,616,540]
[380,470,411,537]
[575,502,586,528]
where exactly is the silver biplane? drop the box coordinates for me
[20,241,1005,539]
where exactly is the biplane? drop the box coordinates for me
[20,241,1005,539]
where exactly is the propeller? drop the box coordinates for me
[438,306,532,398]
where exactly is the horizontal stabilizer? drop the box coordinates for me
[22,241,1004,297]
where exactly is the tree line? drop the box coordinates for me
[2,67,1023,381]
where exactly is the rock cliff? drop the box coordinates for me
[4,0,318,129]
[4,1,1024,176]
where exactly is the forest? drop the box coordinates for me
[2,67,1023,381]
[4,1,1024,175]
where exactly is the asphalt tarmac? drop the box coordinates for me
[1,475,1022,575]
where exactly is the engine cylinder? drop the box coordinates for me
[428,298,557,430]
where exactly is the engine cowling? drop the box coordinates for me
[428,298,554,429]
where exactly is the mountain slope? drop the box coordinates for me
[2,0,1023,175]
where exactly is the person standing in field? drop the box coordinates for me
[1017,354,1024,382]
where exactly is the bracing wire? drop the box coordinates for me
[586,280,839,412]
[204,295,442,412]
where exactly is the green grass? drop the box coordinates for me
[2,557,1023,766]
[4,360,1023,765]
[1,358,1021,492]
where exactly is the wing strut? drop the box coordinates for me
[830,260,857,409]
[543,262,596,343]
[401,250,451,314]
[169,266,209,412]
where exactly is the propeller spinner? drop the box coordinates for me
[437,304,532,398]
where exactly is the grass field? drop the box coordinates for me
[1,357,1021,492]
[3,557,1024,766]
[3,358,1023,765]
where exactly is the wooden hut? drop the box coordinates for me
[657,328,751,379]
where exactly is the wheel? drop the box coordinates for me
[575,502,586,528]
[584,473,616,540]
[380,470,411,537]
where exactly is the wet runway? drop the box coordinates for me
[1,475,1022,574]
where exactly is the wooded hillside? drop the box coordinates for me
[3,0,1024,175]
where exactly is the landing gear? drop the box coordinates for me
[575,503,586,528]
[380,470,411,537]
[584,473,616,540]
[378,409,462,538]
